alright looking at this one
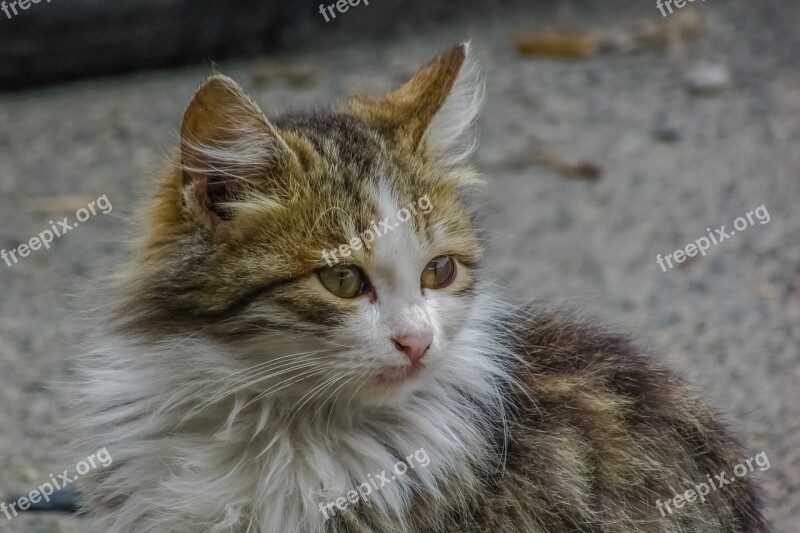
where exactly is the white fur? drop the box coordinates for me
[180,123,282,184]
[73,175,513,532]
[423,43,485,168]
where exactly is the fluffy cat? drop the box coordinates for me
[71,43,770,532]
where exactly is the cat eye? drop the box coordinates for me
[318,265,368,299]
[421,255,456,290]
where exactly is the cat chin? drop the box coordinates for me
[344,367,436,407]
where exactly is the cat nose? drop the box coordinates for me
[392,333,432,363]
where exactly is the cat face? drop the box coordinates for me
[128,43,487,408]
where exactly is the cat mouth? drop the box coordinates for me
[376,363,424,387]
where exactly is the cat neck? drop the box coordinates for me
[85,293,509,530]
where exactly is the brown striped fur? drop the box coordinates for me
[73,43,770,533]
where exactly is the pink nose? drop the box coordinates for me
[392,333,432,363]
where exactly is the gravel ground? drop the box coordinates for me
[0,1,797,531]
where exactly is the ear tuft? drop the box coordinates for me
[180,75,292,227]
[423,42,484,166]
[346,42,484,167]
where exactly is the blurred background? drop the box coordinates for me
[0,0,798,531]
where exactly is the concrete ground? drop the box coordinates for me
[0,1,797,531]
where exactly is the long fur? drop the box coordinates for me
[72,289,511,532]
[70,44,770,533]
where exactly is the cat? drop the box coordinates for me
[71,43,770,532]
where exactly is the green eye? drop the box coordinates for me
[421,255,456,290]
[318,265,367,299]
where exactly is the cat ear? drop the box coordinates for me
[348,42,484,167]
[180,75,293,225]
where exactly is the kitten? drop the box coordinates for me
[71,43,770,532]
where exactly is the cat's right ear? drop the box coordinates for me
[180,75,294,230]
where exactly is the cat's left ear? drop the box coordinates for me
[347,42,484,167]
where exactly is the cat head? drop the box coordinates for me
[127,43,492,408]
